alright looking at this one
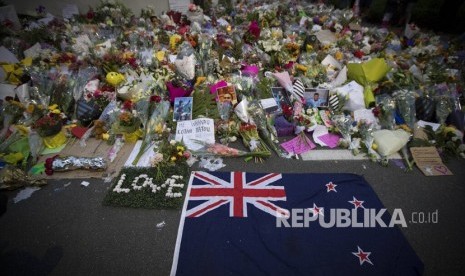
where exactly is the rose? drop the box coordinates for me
[123,100,133,110]
[183,151,191,159]
[150,95,162,103]
[354,50,364,59]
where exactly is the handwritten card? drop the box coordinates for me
[317,133,341,149]
[280,135,315,155]
[410,147,453,176]
[175,118,215,151]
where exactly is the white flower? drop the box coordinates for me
[170,140,176,145]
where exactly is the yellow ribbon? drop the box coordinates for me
[43,131,67,149]
[123,129,143,143]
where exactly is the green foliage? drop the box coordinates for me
[19,25,63,49]
[412,125,463,161]
[231,39,243,61]
[255,77,275,99]
[246,10,259,22]
[191,85,220,119]
[103,164,190,209]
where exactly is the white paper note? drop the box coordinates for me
[175,118,215,151]
[417,120,441,131]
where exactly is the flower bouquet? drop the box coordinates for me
[192,141,271,160]
[373,94,396,130]
[149,139,191,181]
[239,122,271,162]
[332,114,354,149]
[131,100,170,166]
[358,120,379,162]
[32,113,63,137]
[110,101,142,142]
[247,100,287,157]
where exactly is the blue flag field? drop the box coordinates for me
[171,171,423,275]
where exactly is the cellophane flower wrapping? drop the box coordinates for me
[332,114,354,147]
[174,42,196,80]
[376,94,396,130]
[358,120,378,161]
[239,122,271,162]
[247,100,286,157]
[132,100,170,166]
[393,90,416,130]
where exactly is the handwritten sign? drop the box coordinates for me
[175,118,215,151]
[410,147,453,176]
[280,135,315,155]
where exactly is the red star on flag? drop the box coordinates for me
[310,203,324,217]
[352,246,373,265]
[325,182,337,192]
[349,196,365,209]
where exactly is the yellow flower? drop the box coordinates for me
[178,151,183,156]
[154,123,164,134]
[335,51,344,60]
[48,104,58,111]
[306,44,313,52]
[122,51,134,60]
[176,146,185,152]
[155,51,165,62]
[26,104,35,113]
[295,64,308,73]
[195,76,206,86]
[102,133,110,140]
[169,34,182,51]
[51,109,61,114]
[170,156,177,162]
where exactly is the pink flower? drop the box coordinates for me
[183,151,191,159]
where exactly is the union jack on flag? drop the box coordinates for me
[186,171,289,218]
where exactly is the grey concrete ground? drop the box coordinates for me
[1,157,465,275]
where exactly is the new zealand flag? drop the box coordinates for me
[171,171,423,275]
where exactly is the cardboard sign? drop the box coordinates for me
[175,118,215,151]
[410,147,453,176]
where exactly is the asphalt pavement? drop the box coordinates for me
[1,157,465,275]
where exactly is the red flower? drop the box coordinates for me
[150,95,162,103]
[354,50,364,59]
[86,8,95,20]
[372,106,381,117]
[281,103,293,117]
[123,100,133,110]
